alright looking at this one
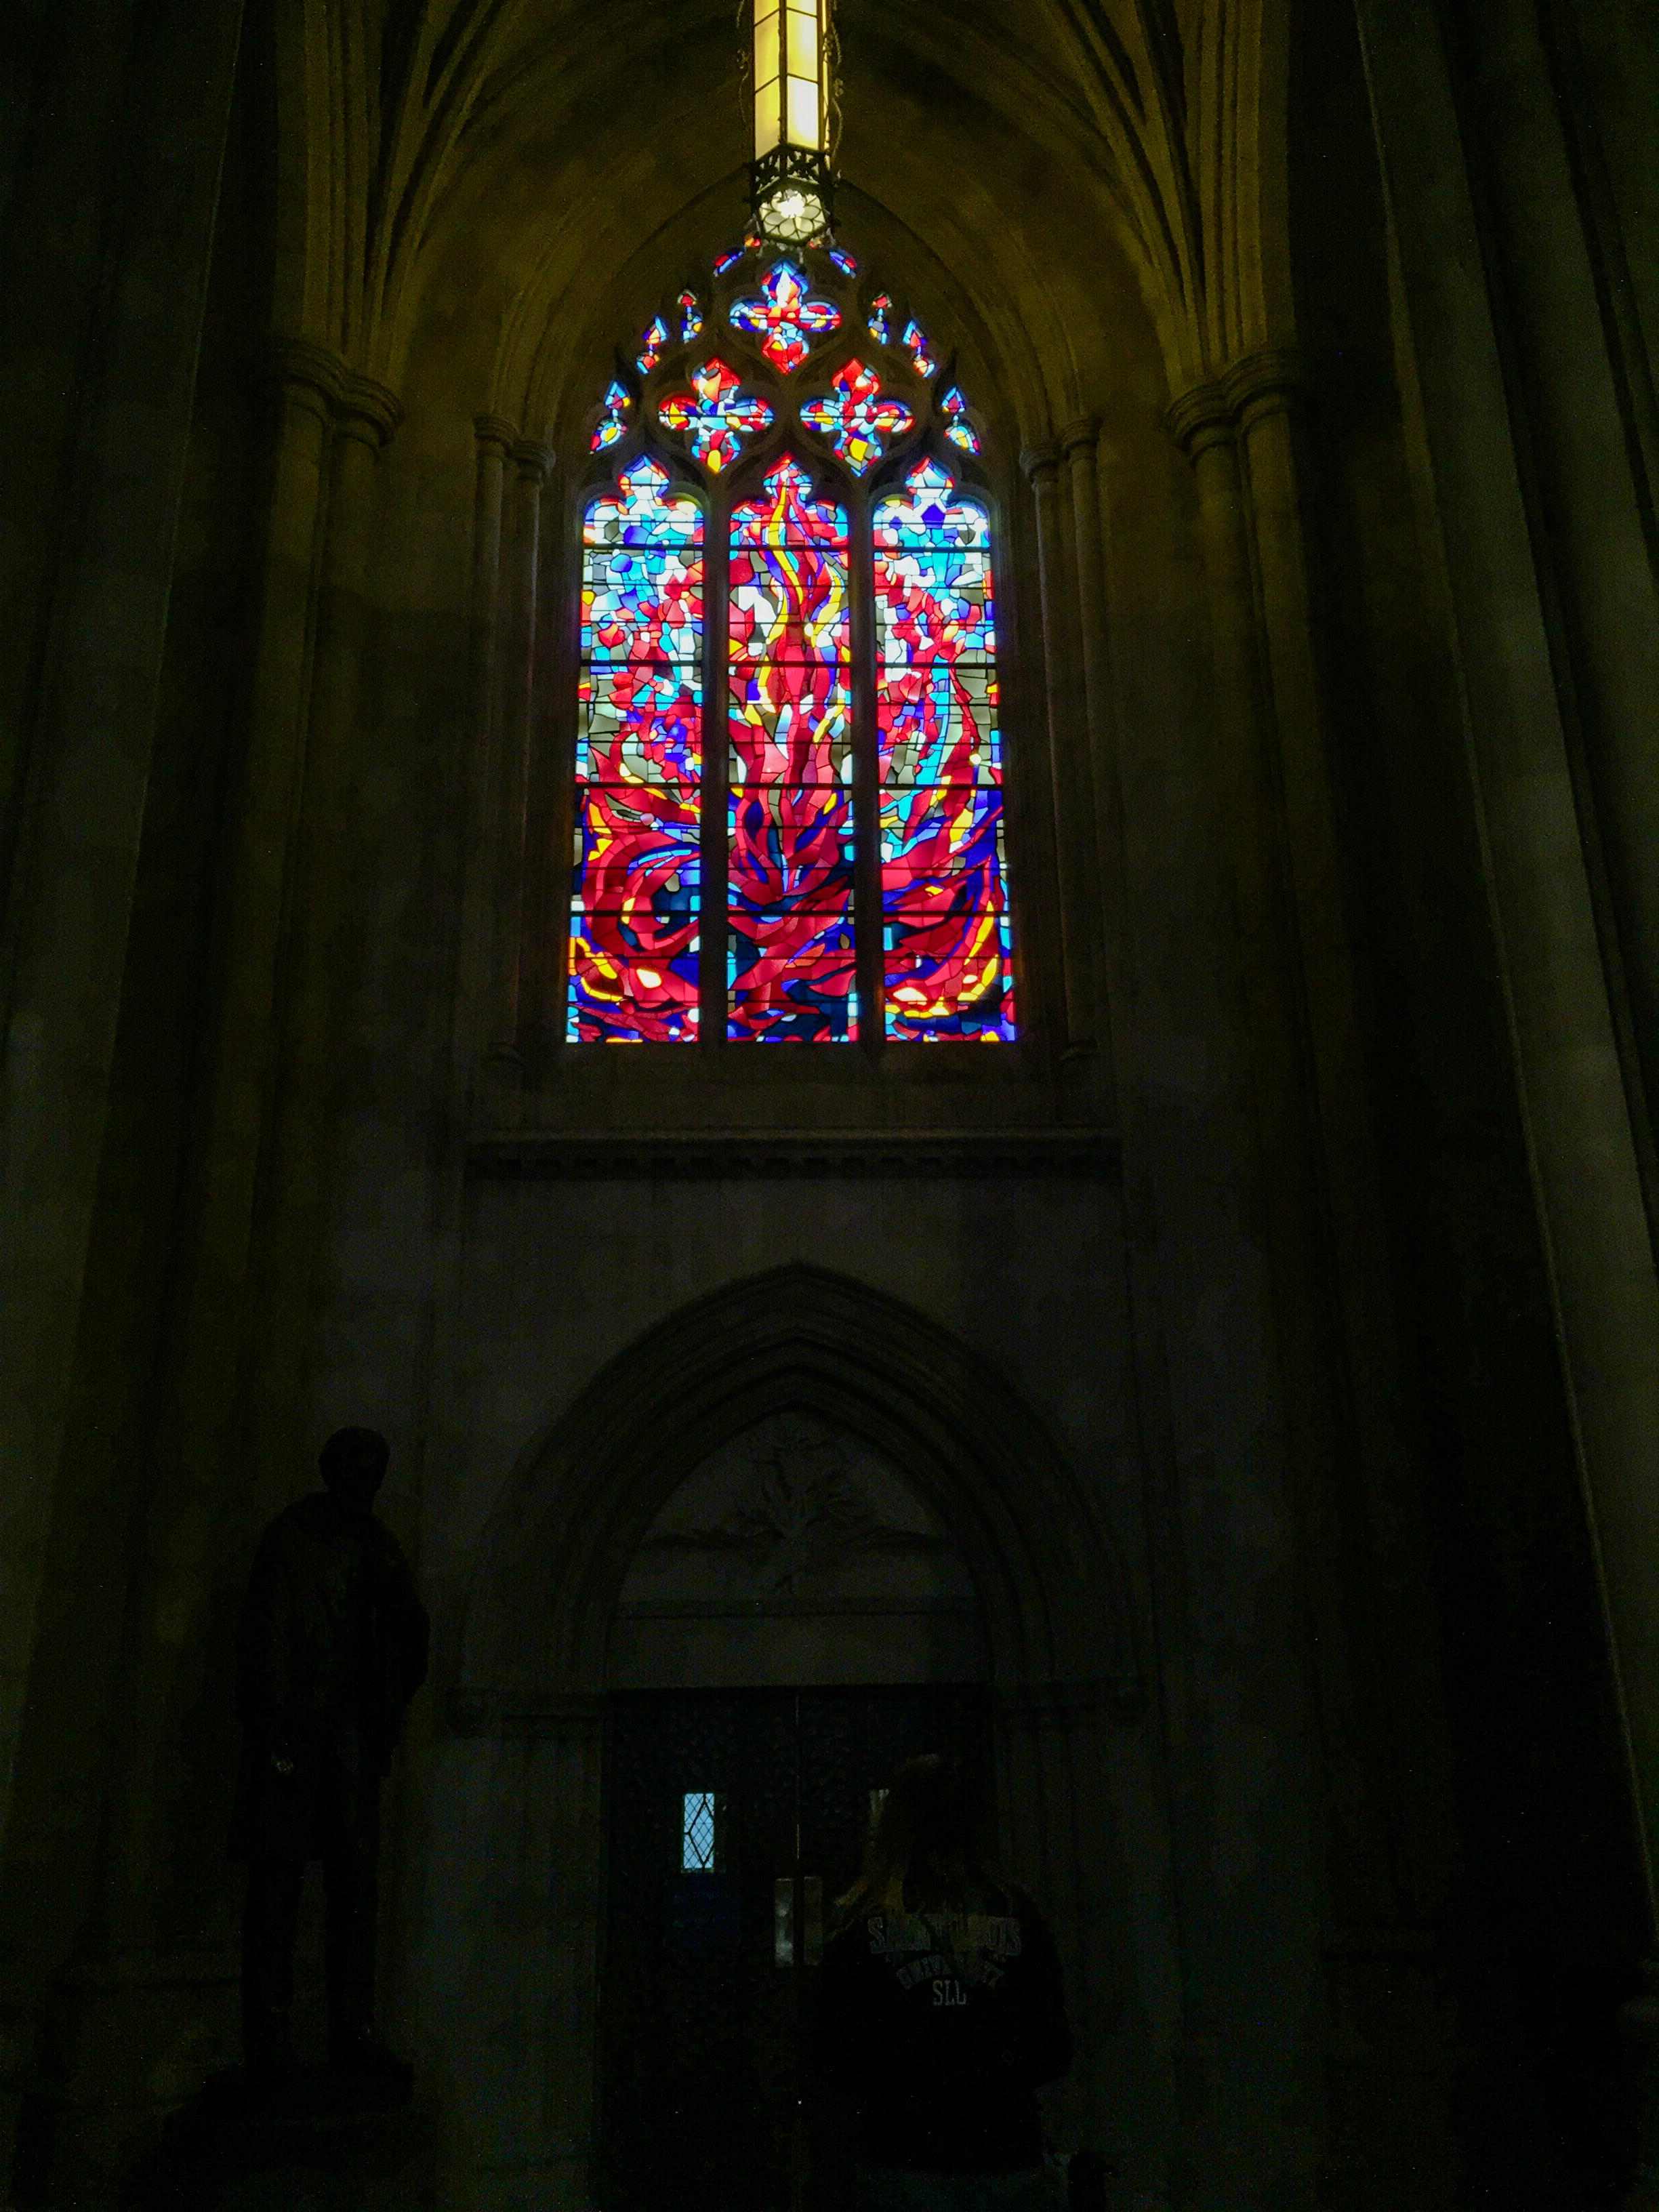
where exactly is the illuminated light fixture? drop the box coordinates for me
[748,0,838,247]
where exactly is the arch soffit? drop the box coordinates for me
[458,1265,1140,1711]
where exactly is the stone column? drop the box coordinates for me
[1059,418,1113,805]
[0,0,243,2171]
[1021,441,1102,1061]
[248,371,402,1498]
[489,440,552,1069]
[1352,4,1659,2191]
[1060,415,1125,1091]
[1168,371,1411,1921]
[1170,361,1460,2196]
[460,417,514,1091]
[104,342,344,1941]
[422,1696,605,2211]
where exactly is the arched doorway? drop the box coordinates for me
[430,1266,1156,2208]
[601,1408,991,2212]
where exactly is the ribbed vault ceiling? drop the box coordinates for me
[269,0,1288,433]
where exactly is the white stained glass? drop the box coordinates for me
[754,0,781,156]
[682,1790,718,1872]
[754,9,780,95]
[785,3,819,78]
[787,73,820,150]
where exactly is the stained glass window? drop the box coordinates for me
[730,260,840,373]
[568,459,703,1043]
[941,387,979,454]
[901,319,938,380]
[729,460,855,1040]
[874,460,1014,1039]
[592,379,632,453]
[682,1792,720,1872]
[658,359,775,473]
[799,360,914,476]
[571,251,1013,1047]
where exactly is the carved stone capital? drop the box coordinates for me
[337,372,403,450]
[1221,345,1311,429]
[263,336,348,419]
[1019,438,1061,489]
[1058,415,1100,460]
[1164,380,1233,464]
[474,412,520,459]
[514,438,556,485]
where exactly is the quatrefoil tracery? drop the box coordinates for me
[593,250,982,482]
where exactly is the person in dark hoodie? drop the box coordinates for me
[230,1426,428,2087]
[815,1754,1072,2211]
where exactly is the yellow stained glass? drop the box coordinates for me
[787,73,820,147]
[785,3,819,78]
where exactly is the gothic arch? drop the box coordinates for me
[456,1262,1141,1711]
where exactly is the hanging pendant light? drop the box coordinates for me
[747,0,838,246]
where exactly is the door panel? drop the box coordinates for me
[598,1685,992,2212]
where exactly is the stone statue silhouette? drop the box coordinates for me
[230,1427,429,2089]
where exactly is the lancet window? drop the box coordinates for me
[570,243,1012,1045]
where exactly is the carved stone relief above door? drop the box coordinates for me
[609,1410,987,1688]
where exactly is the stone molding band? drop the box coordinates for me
[466,1128,1122,1181]
[449,1675,1144,1738]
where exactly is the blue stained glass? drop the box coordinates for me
[683,1793,718,1872]
[830,249,859,277]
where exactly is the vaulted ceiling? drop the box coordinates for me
[266,0,1292,438]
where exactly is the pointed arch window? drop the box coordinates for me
[571,246,1012,1044]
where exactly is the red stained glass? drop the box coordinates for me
[941,385,981,453]
[729,260,840,374]
[874,461,1014,1040]
[868,293,892,346]
[637,316,669,375]
[570,461,704,1042]
[799,359,915,477]
[591,378,632,453]
[902,319,938,378]
[728,460,856,1041]
[658,359,775,473]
